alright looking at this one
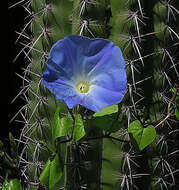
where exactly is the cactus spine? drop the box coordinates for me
[65,1,111,189]
[109,0,179,189]
[9,0,179,190]
[12,0,112,189]
[13,0,73,189]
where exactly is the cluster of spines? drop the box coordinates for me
[72,0,111,38]
[108,0,179,189]
[65,1,112,189]
[10,0,179,189]
[9,0,74,189]
[10,0,112,189]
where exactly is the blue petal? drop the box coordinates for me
[67,35,112,57]
[42,78,80,108]
[47,35,115,78]
[81,85,126,112]
[48,37,76,78]
[89,46,127,92]
[42,35,127,112]
[43,59,71,82]
[44,34,116,80]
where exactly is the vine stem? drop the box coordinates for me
[26,181,43,187]
[58,133,129,144]
[154,114,171,129]
[85,134,129,143]
[155,84,178,129]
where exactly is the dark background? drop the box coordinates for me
[0,1,29,181]
[4,1,27,142]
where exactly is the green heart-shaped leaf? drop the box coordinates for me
[39,155,63,190]
[92,113,126,133]
[93,105,118,117]
[39,159,51,187]
[128,120,156,151]
[49,155,63,190]
[52,106,72,143]
[73,114,85,142]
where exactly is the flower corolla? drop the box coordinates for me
[42,35,127,112]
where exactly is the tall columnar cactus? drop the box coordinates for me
[108,0,179,189]
[6,0,179,190]
[9,0,74,189]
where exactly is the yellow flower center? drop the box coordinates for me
[76,81,90,93]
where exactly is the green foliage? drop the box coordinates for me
[39,159,51,188]
[175,108,179,120]
[40,155,63,190]
[52,106,72,143]
[52,107,85,143]
[73,114,85,142]
[9,133,18,162]
[2,178,22,190]
[92,105,126,133]
[107,0,179,189]
[0,133,19,182]
[128,120,156,151]
[93,104,118,117]
[10,0,179,189]
[92,113,124,133]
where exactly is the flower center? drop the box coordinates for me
[76,81,90,93]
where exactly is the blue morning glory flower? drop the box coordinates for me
[42,35,127,112]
